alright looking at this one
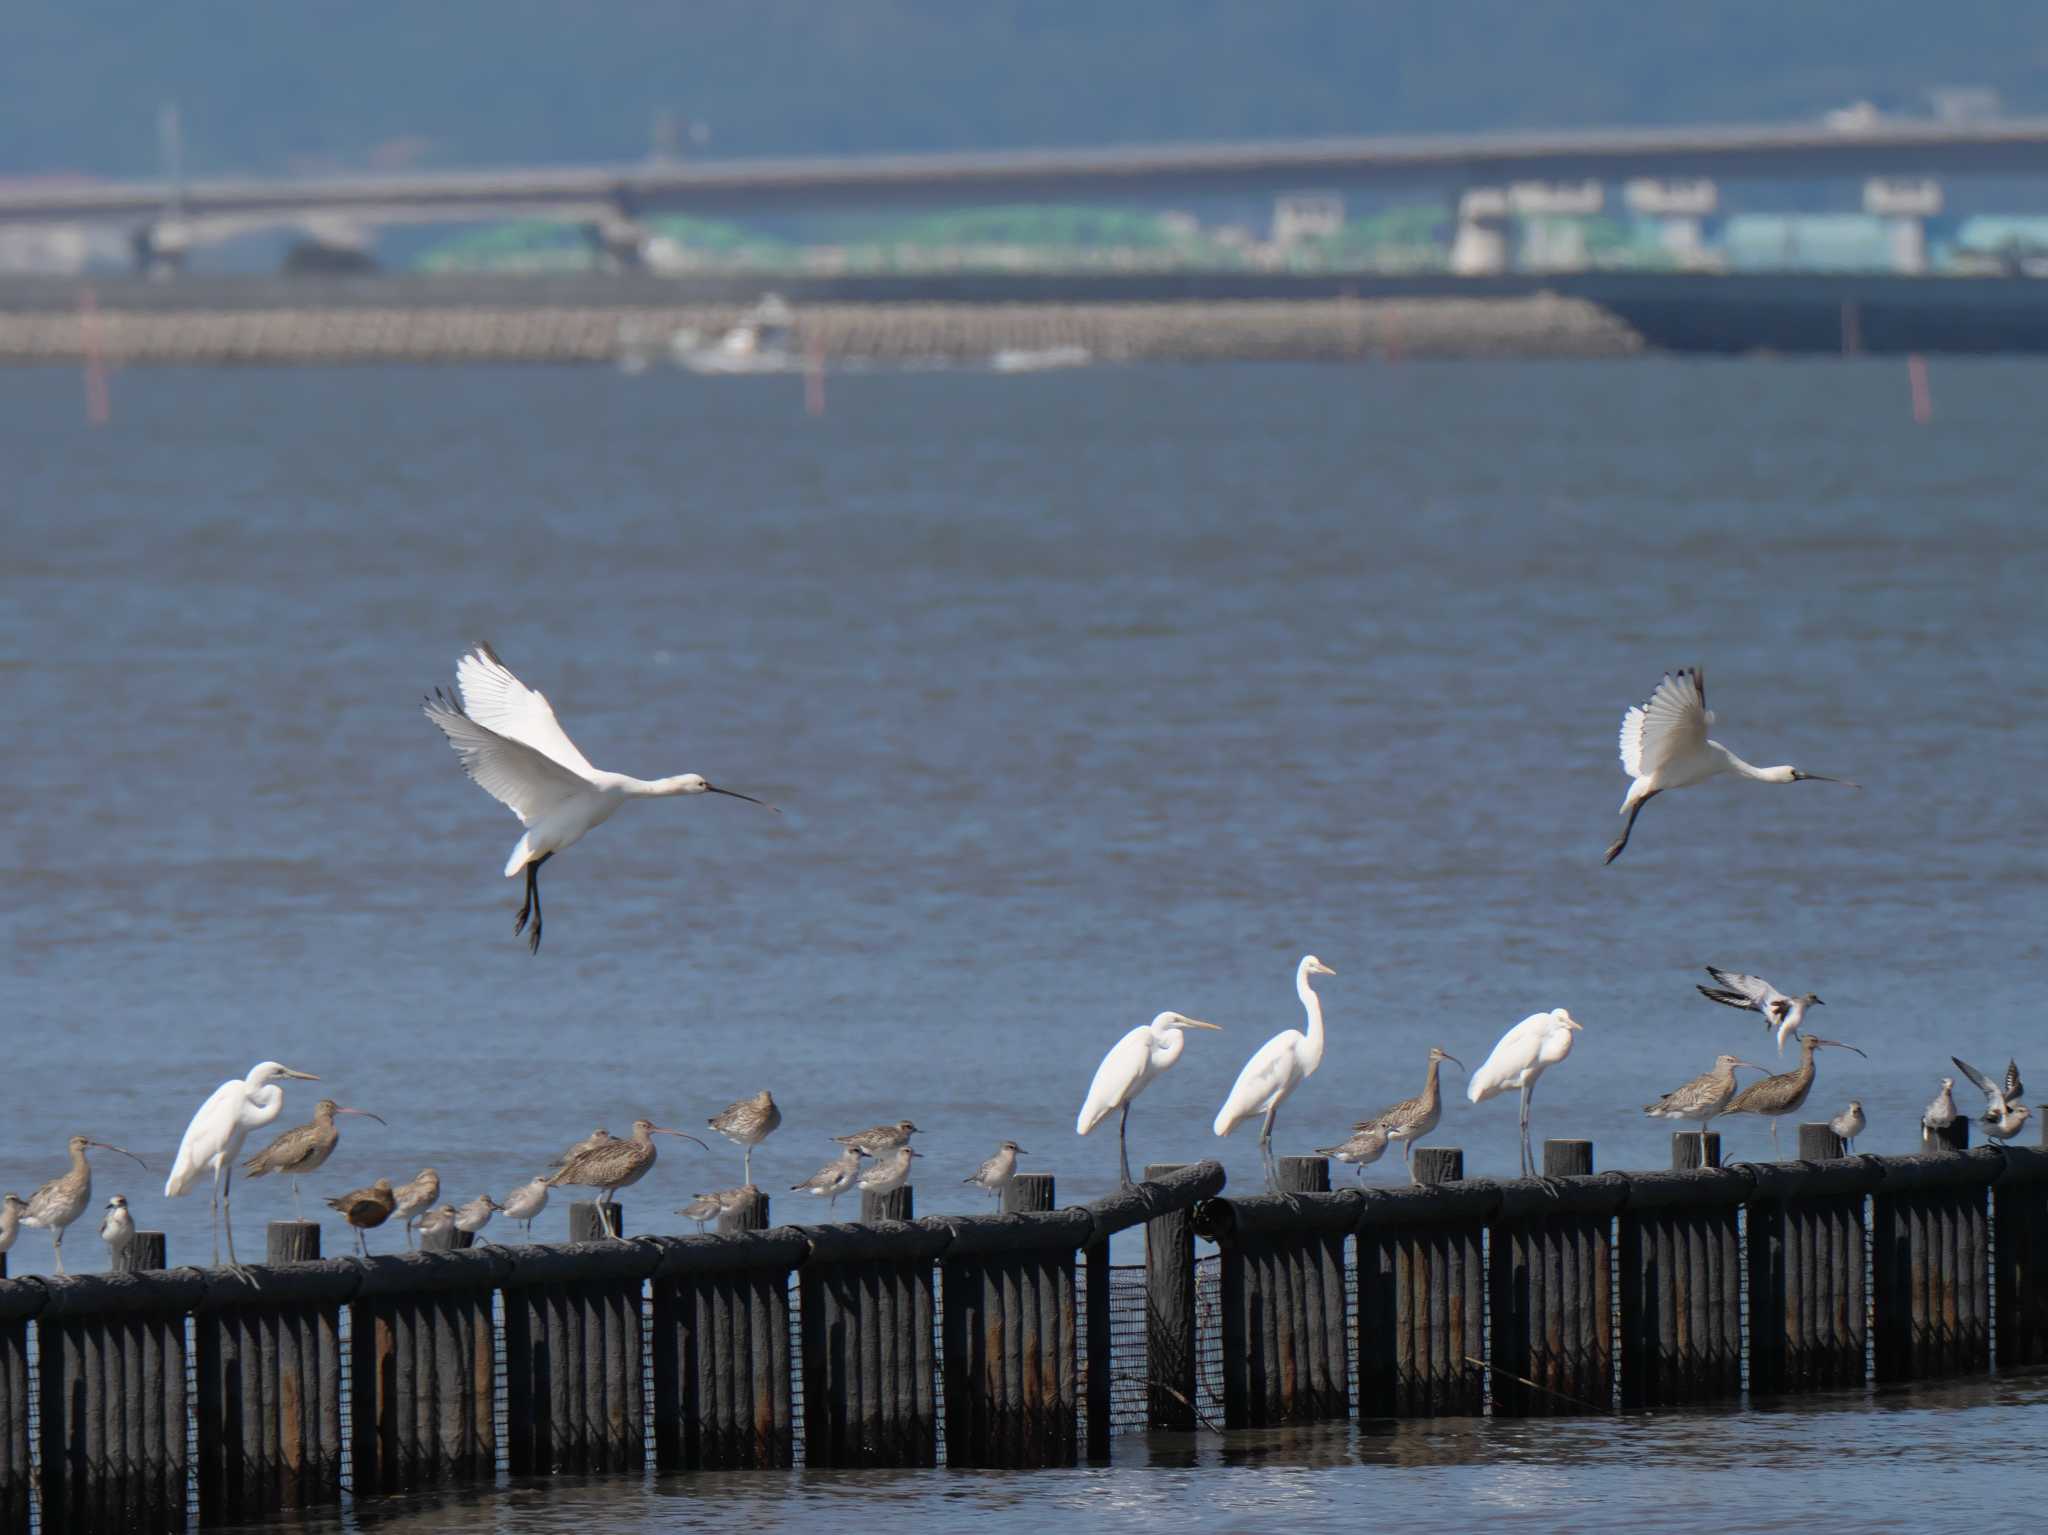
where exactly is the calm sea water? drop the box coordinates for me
[5,355,2048,1526]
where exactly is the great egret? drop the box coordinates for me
[792,1147,865,1207]
[1643,1053,1766,1156]
[98,1195,134,1256]
[1606,667,1858,864]
[391,1168,440,1248]
[1723,1034,1867,1155]
[501,1176,551,1239]
[166,1061,318,1267]
[1829,1100,1865,1152]
[23,1135,148,1276]
[325,1179,397,1257]
[240,1099,388,1220]
[1214,955,1338,1188]
[1696,968,1823,1056]
[856,1145,921,1199]
[422,642,777,954]
[1921,1077,1958,1145]
[1077,1011,1223,1186]
[964,1141,1026,1203]
[833,1121,919,1154]
[707,1091,782,1185]
[1467,1009,1584,1176]
[1352,1045,1463,1182]
[1953,1056,2031,1141]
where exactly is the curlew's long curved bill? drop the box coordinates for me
[88,1141,151,1170]
[1812,1038,1867,1057]
[337,1107,388,1126]
[708,784,780,812]
[650,1126,712,1150]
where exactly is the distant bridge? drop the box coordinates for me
[9,116,2048,232]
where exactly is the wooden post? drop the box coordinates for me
[1799,1123,1846,1160]
[651,1232,803,1472]
[717,1190,769,1233]
[1412,1148,1463,1184]
[420,1226,475,1252]
[0,1294,26,1533]
[1143,1163,1197,1432]
[114,1232,168,1273]
[1746,1160,1877,1394]
[1214,1158,1346,1427]
[1931,1118,1970,1152]
[1084,1230,1110,1463]
[1003,1173,1055,1215]
[1545,1141,1594,1177]
[349,1255,502,1492]
[1617,1169,1745,1408]
[503,1244,651,1476]
[1673,1133,1721,1169]
[1488,1147,1616,1416]
[860,1186,913,1224]
[800,1224,943,1466]
[1357,1182,1489,1418]
[1993,1149,2048,1369]
[267,1222,319,1264]
[1872,1156,1994,1381]
[569,1202,622,1241]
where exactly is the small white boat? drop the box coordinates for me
[989,344,1092,373]
[674,294,801,374]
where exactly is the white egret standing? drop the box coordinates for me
[165,1061,320,1267]
[1605,667,1858,864]
[1696,968,1824,1056]
[1077,1012,1222,1186]
[422,643,777,954]
[1467,1009,1585,1176]
[1213,956,1337,1188]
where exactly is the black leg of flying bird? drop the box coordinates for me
[515,864,535,936]
[1604,790,1659,865]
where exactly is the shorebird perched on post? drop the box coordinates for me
[453,1194,502,1241]
[325,1178,397,1257]
[1696,968,1824,1056]
[833,1121,919,1155]
[1644,1053,1768,1155]
[500,1176,550,1239]
[98,1195,134,1256]
[677,1191,724,1232]
[792,1148,865,1208]
[546,1118,706,1237]
[165,1061,319,1267]
[1830,1101,1866,1152]
[239,1099,387,1219]
[1077,1012,1222,1186]
[1351,1046,1463,1182]
[422,643,778,954]
[1953,1057,2030,1141]
[1214,956,1338,1190]
[25,1135,148,1276]
[1468,1010,1584,1176]
[1723,1033,1867,1156]
[963,1142,1026,1204]
[414,1205,457,1246]
[0,1195,26,1261]
[856,1146,920,1201]
[1316,1123,1390,1181]
[708,1091,782,1185]
[1921,1078,1959,1146]
[391,1169,440,1248]
[1604,667,1858,864]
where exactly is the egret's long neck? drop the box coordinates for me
[621,775,689,798]
[1297,967,1326,1073]
[1713,742,1791,783]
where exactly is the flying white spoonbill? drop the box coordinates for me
[1467,1009,1584,1176]
[1213,955,1337,1188]
[423,643,777,954]
[165,1060,319,1267]
[1606,667,1857,864]
[1696,967,1824,1055]
[1076,1011,1222,1187]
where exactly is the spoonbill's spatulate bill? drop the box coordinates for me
[1605,667,1858,865]
[1213,956,1337,1189]
[1696,967,1824,1055]
[1076,1011,1222,1187]
[165,1061,319,1268]
[423,643,777,954]
[1467,1009,1583,1176]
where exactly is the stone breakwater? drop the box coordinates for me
[0,295,1641,365]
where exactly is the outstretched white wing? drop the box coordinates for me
[1698,968,1786,1012]
[1618,666,1711,778]
[424,690,591,828]
[454,643,601,779]
[1952,1055,2011,1115]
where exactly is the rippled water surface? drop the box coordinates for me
[5,355,2048,1525]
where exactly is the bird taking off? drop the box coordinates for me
[1605,667,1857,864]
[1953,1056,2031,1141]
[1696,968,1824,1056]
[423,643,777,954]
[1468,1009,1583,1177]
[1077,1012,1222,1187]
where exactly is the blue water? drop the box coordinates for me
[4,355,2047,1524]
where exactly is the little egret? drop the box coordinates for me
[1077,1012,1222,1186]
[165,1061,318,1268]
[99,1195,134,1256]
[1352,1046,1463,1182]
[964,1141,1026,1203]
[1723,1033,1866,1156]
[1467,1009,1584,1177]
[1213,955,1338,1189]
[24,1135,148,1276]
[1696,968,1824,1056]
[1954,1056,2031,1141]
[1605,667,1858,864]
[833,1121,920,1154]
[707,1091,781,1185]
[1643,1053,1766,1156]
[423,643,777,954]
[856,1145,921,1199]
[1830,1100,1866,1152]
[1921,1077,1958,1145]
[240,1099,387,1219]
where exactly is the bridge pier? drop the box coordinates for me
[1450,188,1510,276]
[1866,177,1942,276]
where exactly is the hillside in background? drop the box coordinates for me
[5,0,2047,180]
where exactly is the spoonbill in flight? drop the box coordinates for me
[1468,1009,1584,1176]
[1605,667,1857,864]
[1696,967,1824,1055]
[1078,1012,1222,1187]
[1214,955,1337,1189]
[423,643,777,953]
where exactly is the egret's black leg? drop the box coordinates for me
[516,853,552,954]
[1604,791,1658,865]
[515,862,536,937]
[1118,1103,1133,1188]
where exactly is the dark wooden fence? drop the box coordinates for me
[8,1131,2048,1531]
